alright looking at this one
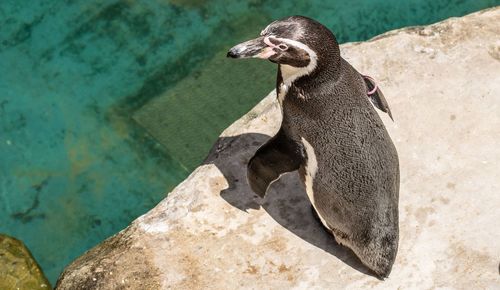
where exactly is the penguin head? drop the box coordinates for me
[227,16,340,80]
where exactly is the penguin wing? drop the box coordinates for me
[364,77,394,121]
[247,129,303,197]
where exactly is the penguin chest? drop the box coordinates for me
[301,137,331,231]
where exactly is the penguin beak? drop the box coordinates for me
[227,36,276,59]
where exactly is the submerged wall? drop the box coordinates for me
[56,7,500,289]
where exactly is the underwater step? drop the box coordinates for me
[133,45,275,170]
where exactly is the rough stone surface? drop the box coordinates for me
[57,8,500,289]
[0,234,51,290]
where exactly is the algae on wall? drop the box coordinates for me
[0,234,51,290]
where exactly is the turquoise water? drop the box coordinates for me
[0,0,498,285]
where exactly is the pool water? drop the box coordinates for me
[0,0,498,284]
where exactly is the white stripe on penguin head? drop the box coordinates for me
[272,37,318,86]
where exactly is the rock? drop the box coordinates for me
[56,8,500,289]
[0,234,51,290]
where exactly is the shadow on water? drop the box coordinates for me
[203,132,376,278]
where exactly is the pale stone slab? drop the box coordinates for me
[57,7,500,289]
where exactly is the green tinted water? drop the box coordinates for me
[0,0,498,284]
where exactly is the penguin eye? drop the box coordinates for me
[277,44,288,51]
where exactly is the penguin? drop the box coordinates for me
[227,16,399,278]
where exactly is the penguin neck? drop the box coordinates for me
[279,55,341,90]
[279,64,303,86]
[279,60,317,87]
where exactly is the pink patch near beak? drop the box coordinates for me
[263,36,280,49]
[256,47,276,59]
[256,36,282,59]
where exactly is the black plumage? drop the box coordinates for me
[228,16,400,278]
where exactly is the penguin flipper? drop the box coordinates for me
[247,129,302,197]
[364,77,394,121]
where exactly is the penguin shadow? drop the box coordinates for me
[203,132,376,278]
